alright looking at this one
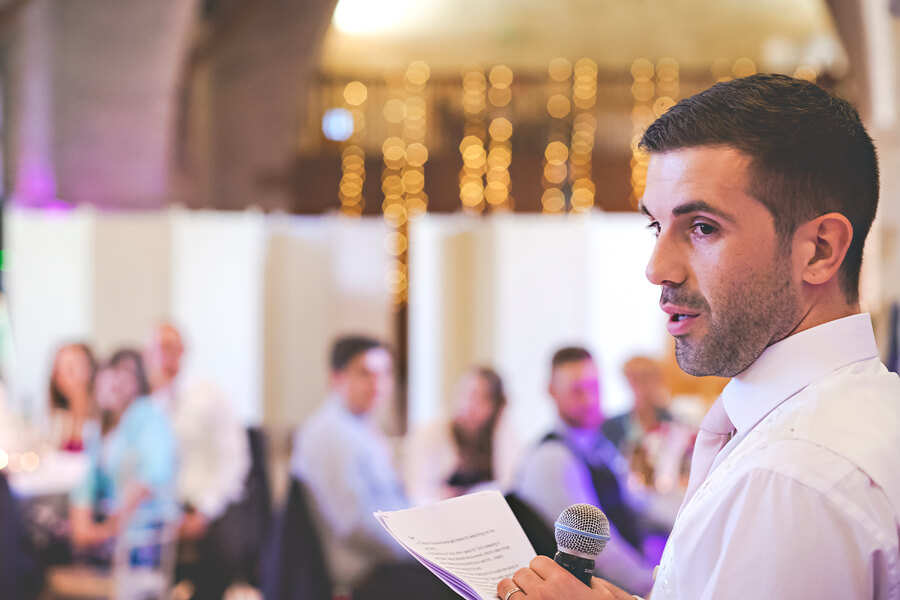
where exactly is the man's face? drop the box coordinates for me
[146,326,183,385]
[624,360,666,410]
[641,147,802,377]
[333,348,394,415]
[549,359,603,429]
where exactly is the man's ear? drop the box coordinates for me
[329,370,342,389]
[795,212,853,287]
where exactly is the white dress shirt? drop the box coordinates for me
[291,395,410,589]
[152,379,250,520]
[517,423,656,595]
[652,313,900,599]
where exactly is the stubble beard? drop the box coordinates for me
[673,257,802,378]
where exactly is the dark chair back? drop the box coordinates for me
[192,427,275,599]
[262,478,332,600]
[504,493,557,558]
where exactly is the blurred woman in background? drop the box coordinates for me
[48,343,97,452]
[69,349,177,566]
[405,367,517,505]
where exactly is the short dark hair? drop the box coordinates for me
[330,335,384,372]
[551,346,594,371]
[639,73,878,303]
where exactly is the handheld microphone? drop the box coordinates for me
[553,503,611,586]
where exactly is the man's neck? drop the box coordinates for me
[787,293,860,339]
[151,375,176,394]
[633,402,659,431]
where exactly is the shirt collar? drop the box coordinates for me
[722,312,879,436]
[556,420,612,453]
[327,392,372,424]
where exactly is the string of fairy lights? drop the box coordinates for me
[541,58,571,214]
[459,66,487,213]
[329,57,815,306]
[485,65,514,212]
[569,58,598,213]
[338,81,368,216]
[380,61,432,307]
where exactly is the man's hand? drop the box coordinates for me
[497,556,637,600]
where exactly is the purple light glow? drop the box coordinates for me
[15,165,57,203]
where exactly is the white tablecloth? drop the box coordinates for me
[9,451,89,498]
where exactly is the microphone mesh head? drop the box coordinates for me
[554,503,610,556]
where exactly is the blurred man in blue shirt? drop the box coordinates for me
[291,335,410,593]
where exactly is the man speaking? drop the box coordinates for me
[498,74,900,599]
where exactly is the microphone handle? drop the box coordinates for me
[554,550,595,586]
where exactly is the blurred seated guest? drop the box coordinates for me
[603,356,694,494]
[516,347,656,596]
[143,323,250,539]
[144,323,251,598]
[405,366,518,505]
[48,343,97,452]
[603,357,671,451]
[69,349,177,565]
[291,335,410,593]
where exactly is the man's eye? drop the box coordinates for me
[693,222,716,236]
[646,221,660,236]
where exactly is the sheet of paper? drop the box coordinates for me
[375,490,536,600]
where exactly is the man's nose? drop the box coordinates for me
[645,232,687,287]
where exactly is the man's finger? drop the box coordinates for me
[530,555,570,579]
[592,577,638,600]
[497,576,522,600]
[513,565,545,590]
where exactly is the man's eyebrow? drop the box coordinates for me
[671,199,736,223]
[637,201,652,218]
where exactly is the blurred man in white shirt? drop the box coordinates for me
[144,323,250,533]
[144,323,251,598]
[498,74,900,600]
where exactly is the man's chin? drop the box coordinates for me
[675,340,756,379]
[674,340,718,378]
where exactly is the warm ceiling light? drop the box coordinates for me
[653,96,676,117]
[343,81,368,105]
[488,118,513,141]
[733,57,757,78]
[547,94,571,119]
[656,57,679,82]
[542,188,565,213]
[332,0,420,34]
[544,141,569,165]
[489,65,514,88]
[549,58,573,82]
[406,143,429,167]
[630,58,655,82]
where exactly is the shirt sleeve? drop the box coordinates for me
[293,422,409,561]
[669,466,897,600]
[132,404,177,490]
[173,382,250,519]
[517,441,655,595]
[70,442,100,508]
